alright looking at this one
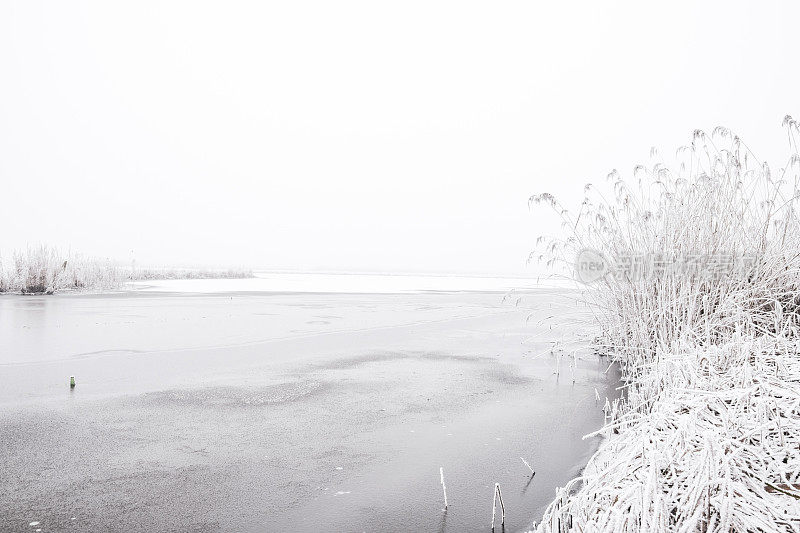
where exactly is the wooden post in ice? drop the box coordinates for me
[491,483,505,530]
[439,467,448,510]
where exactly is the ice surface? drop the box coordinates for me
[127,270,544,294]
[0,281,618,532]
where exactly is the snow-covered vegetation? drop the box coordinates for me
[0,246,253,294]
[532,118,800,531]
[123,266,254,281]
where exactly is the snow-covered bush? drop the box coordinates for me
[532,117,800,531]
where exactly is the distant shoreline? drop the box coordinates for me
[0,246,252,295]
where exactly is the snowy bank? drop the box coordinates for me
[537,337,800,531]
[532,120,800,531]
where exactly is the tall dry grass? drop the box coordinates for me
[532,118,800,531]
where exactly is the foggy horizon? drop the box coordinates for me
[3,1,800,275]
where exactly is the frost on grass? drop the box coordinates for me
[539,338,800,532]
[533,119,800,532]
[0,246,253,294]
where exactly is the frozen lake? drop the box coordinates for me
[0,275,617,532]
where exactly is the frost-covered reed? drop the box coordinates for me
[532,117,800,531]
[125,266,254,281]
[0,246,253,294]
[0,246,121,294]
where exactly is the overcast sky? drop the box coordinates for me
[1,1,799,275]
